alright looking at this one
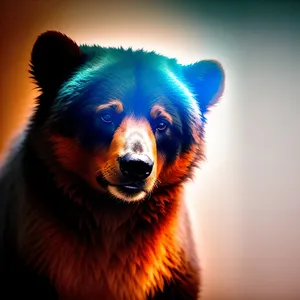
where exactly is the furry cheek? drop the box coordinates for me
[48,134,106,191]
[158,144,200,186]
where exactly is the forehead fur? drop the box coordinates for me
[53,46,201,123]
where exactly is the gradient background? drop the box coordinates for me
[0,1,299,299]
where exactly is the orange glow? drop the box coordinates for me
[96,100,124,114]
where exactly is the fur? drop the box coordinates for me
[0,31,225,299]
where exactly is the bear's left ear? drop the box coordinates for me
[182,60,225,114]
[30,31,84,92]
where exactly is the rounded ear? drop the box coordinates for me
[183,60,225,114]
[30,31,83,92]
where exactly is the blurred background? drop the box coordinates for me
[0,0,299,299]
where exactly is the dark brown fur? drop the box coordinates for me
[0,31,225,299]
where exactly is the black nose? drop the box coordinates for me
[119,153,153,180]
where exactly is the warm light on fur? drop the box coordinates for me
[0,30,225,299]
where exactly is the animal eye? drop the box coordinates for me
[101,113,113,123]
[156,121,168,131]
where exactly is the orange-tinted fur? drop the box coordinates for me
[1,31,225,300]
[20,173,186,300]
[150,104,173,125]
[96,99,124,114]
[25,113,200,299]
[49,116,158,196]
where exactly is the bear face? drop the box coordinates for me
[29,31,225,203]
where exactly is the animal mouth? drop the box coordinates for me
[96,175,146,195]
[115,185,143,197]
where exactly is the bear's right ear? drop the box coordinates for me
[30,31,83,92]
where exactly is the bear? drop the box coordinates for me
[0,31,225,299]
